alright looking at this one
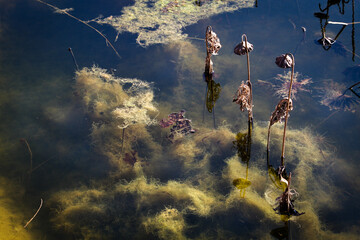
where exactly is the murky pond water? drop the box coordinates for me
[1,0,359,239]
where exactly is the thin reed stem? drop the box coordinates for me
[242,34,253,123]
[68,47,79,71]
[280,54,295,166]
[24,198,43,228]
[20,138,32,174]
[37,0,121,58]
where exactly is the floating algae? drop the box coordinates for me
[75,66,160,172]
[93,0,256,47]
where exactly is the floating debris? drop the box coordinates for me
[92,0,255,46]
[317,35,336,47]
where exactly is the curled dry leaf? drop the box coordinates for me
[233,82,251,112]
[275,54,293,69]
[270,98,293,127]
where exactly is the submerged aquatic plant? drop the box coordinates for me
[160,110,195,141]
[232,123,252,198]
[205,26,221,75]
[273,72,312,100]
[319,80,359,112]
[233,34,254,123]
[273,173,304,216]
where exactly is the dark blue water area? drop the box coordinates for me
[1,0,360,239]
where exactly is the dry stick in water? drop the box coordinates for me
[68,47,79,71]
[24,198,43,228]
[36,0,121,58]
[244,34,253,124]
[20,138,32,174]
[233,34,254,124]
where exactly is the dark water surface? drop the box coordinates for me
[0,0,359,239]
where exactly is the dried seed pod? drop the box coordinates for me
[269,98,293,127]
[275,54,293,68]
[233,82,251,112]
[234,40,254,55]
[206,26,221,55]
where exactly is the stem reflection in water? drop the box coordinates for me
[232,122,252,198]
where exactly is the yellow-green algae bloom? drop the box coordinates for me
[94,0,256,46]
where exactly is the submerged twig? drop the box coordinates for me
[20,138,33,174]
[36,0,121,58]
[24,198,43,228]
[68,47,79,71]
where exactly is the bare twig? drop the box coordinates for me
[24,198,43,228]
[36,0,121,58]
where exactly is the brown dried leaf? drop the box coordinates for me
[269,98,293,126]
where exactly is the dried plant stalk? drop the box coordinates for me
[24,198,43,228]
[280,53,295,166]
[233,34,253,123]
[204,26,221,75]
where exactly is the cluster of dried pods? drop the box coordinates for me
[204,26,302,216]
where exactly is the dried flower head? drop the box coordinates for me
[275,54,293,68]
[270,98,293,127]
[234,40,254,56]
[233,82,251,112]
[206,26,221,55]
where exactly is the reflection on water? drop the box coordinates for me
[1,0,360,239]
